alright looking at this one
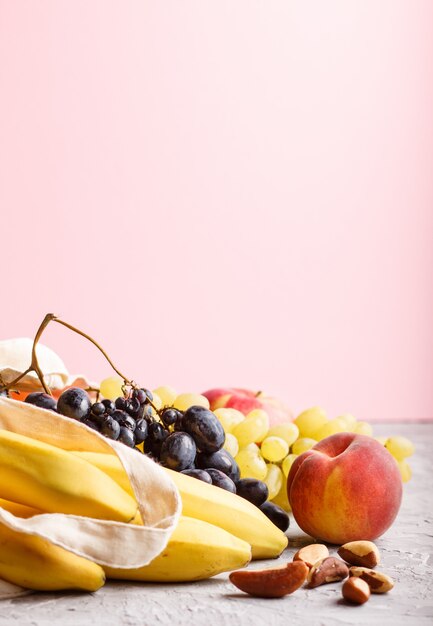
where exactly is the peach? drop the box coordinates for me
[287,433,402,544]
[202,387,292,426]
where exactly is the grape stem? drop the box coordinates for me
[0,314,156,409]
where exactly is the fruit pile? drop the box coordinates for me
[22,383,290,532]
[0,314,416,595]
[22,379,414,536]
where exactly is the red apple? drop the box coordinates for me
[202,387,292,426]
[287,433,402,544]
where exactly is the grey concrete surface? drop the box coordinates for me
[1,422,432,626]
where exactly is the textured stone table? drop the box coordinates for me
[1,423,432,626]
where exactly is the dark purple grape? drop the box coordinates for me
[132,388,147,405]
[134,418,148,444]
[57,388,91,420]
[148,422,168,444]
[143,422,168,458]
[111,409,128,422]
[181,469,212,484]
[160,432,196,471]
[100,416,120,440]
[236,478,269,507]
[142,389,153,403]
[174,412,185,431]
[111,410,135,431]
[206,468,236,493]
[81,417,100,432]
[101,399,115,414]
[115,396,128,411]
[25,392,57,411]
[118,425,136,447]
[196,449,240,483]
[259,502,290,532]
[161,408,181,427]
[143,439,160,459]
[181,406,225,453]
[91,401,106,416]
[125,397,141,416]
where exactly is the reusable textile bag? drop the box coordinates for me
[0,396,181,599]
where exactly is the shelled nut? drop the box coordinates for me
[293,544,329,569]
[307,557,349,588]
[229,561,309,598]
[349,566,394,593]
[342,576,371,604]
[338,541,380,568]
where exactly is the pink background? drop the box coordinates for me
[1,1,432,421]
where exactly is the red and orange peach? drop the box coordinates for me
[287,433,402,544]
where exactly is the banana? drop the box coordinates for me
[0,522,105,591]
[0,430,137,522]
[103,516,251,582]
[71,450,133,493]
[0,498,42,518]
[72,450,288,559]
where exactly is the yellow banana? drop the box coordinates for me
[71,450,132,493]
[0,498,42,518]
[0,522,105,591]
[72,450,288,559]
[0,430,137,522]
[104,516,251,582]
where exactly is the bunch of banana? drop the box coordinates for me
[71,450,288,560]
[0,428,255,589]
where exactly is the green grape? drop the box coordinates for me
[271,474,291,512]
[235,444,267,480]
[223,432,239,458]
[153,385,178,407]
[173,393,210,411]
[214,408,245,433]
[264,463,283,500]
[314,417,348,441]
[266,423,299,447]
[397,459,412,482]
[232,409,269,448]
[336,413,357,431]
[292,437,317,455]
[294,407,328,438]
[100,376,124,400]
[282,453,298,478]
[261,436,289,463]
[386,436,415,461]
[354,421,373,437]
